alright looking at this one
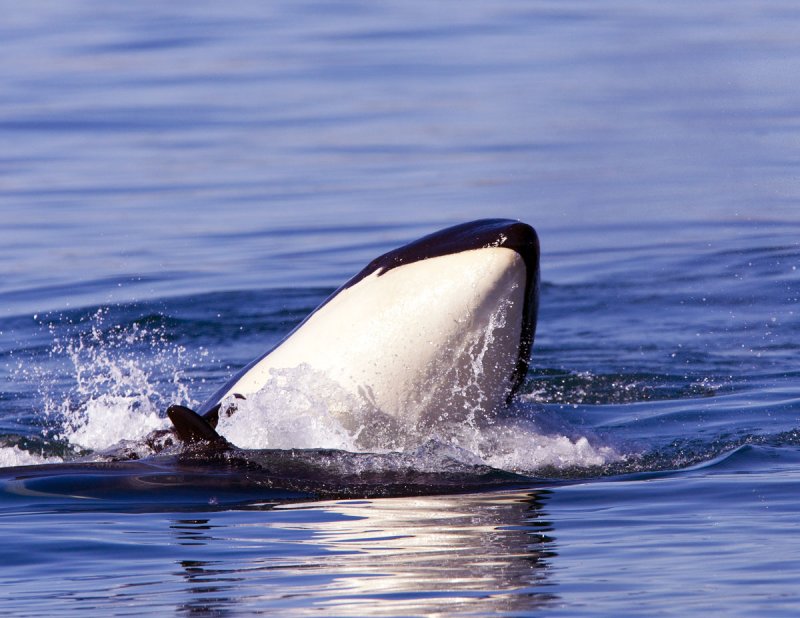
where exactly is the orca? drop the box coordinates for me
[169,219,540,447]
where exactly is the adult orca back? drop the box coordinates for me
[197,219,540,432]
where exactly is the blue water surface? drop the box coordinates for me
[2,1,800,616]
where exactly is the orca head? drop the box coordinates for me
[197,219,540,440]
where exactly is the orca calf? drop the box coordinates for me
[169,219,540,448]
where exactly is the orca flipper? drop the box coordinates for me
[167,405,227,446]
[201,403,221,429]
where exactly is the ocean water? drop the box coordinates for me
[2,1,800,615]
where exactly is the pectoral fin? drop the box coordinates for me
[167,405,227,445]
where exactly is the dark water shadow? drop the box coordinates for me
[0,448,547,514]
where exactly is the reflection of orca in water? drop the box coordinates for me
[172,218,540,449]
[1,219,542,502]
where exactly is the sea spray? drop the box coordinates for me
[215,363,624,475]
[28,307,196,453]
[13,307,624,474]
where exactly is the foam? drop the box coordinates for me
[216,365,363,451]
[61,395,168,451]
[215,364,624,475]
[33,308,193,453]
[0,446,62,467]
[27,308,624,475]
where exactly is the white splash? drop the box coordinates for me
[0,446,62,467]
[33,308,192,453]
[454,419,622,472]
[61,395,167,451]
[216,365,365,451]
[23,307,623,474]
[215,363,624,474]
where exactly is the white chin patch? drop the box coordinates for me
[225,247,527,429]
